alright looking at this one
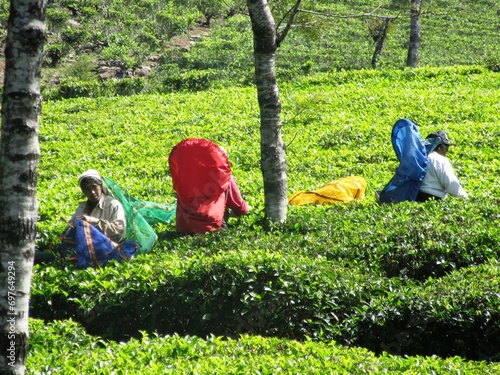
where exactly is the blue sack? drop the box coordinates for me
[59,227,77,259]
[379,119,428,203]
[74,218,138,269]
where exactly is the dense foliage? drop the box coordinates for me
[28,319,500,374]
[2,0,499,98]
[1,0,499,373]
[28,66,500,372]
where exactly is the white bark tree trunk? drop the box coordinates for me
[407,0,422,67]
[0,1,48,374]
[247,0,288,225]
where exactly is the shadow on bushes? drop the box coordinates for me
[30,253,500,362]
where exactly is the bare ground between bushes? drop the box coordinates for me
[0,23,210,87]
[95,23,211,80]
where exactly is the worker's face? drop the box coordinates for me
[82,181,102,204]
[436,144,449,156]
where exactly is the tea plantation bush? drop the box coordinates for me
[30,251,500,361]
[28,66,500,372]
[28,319,500,374]
[4,0,499,99]
[31,250,388,342]
[352,260,500,361]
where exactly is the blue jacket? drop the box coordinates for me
[379,119,428,203]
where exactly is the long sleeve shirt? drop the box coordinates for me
[64,194,127,242]
[226,175,249,216]
[419,152,468,199]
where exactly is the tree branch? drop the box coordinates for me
[297,5,401,20]
[276,0,302,47]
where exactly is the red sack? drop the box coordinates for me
[169,138,232,233]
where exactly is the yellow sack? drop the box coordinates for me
[289,176,367,205]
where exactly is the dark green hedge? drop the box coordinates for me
[31,248,500,361]
[282,197,500,281]
[31,251,389,342]
[351,261,500,361]
[28,318,500,374]
[41,69,217,100]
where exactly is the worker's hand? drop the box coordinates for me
[229,206,252,218]
[81,215,98,225]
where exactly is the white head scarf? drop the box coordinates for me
[78,169,102,189]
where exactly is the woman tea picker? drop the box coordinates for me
[63,169,127,242]
[34,169,127,265]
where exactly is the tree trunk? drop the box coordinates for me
[406,0,422,68]
[247,0,288,225]
[371,17,391,68]
[0,1,48,374]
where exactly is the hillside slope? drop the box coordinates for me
[1,0,499,96]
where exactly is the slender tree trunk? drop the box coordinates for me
[0,1,48,374]
[371,17,391,68]
[406,0,422,67]
[247,0,288,225]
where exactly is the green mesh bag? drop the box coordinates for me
[103,177,176,255]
